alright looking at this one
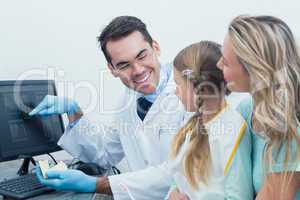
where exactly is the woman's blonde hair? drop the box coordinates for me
[229,15,300,195]
[171,41,225,189]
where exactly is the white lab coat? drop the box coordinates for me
[58,65,188,200]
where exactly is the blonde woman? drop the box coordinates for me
[167,41,253,199]
[217,15,300,199]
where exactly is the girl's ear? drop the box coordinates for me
[108,63,119,77]
[152,40,161,56]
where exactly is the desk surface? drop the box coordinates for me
[0,159,113,200]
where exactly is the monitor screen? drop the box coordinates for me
[0,80,64,162]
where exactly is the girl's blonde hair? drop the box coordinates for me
[229,15,300,196]
[171,41,225,189]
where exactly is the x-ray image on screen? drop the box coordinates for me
[3,93,18,113]
[9,120,28,143]
[0,80,64,162]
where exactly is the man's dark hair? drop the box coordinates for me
[97,16,153,64]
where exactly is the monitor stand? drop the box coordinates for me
[17,156,37,176]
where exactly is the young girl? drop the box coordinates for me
[217,15,300,199]
[167,41,253,199]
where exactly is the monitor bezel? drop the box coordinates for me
[0,80,65,162]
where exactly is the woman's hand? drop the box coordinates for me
[168,188,190,200]
[256,172,300,200]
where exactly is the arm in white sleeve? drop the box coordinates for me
[108,133,191,200]
[58,116,125,169]
[108,161,173,200]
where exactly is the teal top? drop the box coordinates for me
[237,97,300,199]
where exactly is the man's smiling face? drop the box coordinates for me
[107,31,161,95]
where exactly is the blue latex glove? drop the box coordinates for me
[36,168,97,193]
[29,95,79,116]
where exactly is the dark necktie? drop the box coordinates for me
[137,97,153,121]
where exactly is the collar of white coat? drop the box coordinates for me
[137,62,174,102]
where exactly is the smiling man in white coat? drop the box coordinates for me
[30,16,187,199]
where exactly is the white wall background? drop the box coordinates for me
[1,0,299,122]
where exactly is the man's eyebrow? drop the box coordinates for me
[135,49,147,58]
[115,49,148,68]
[116,61,129,68]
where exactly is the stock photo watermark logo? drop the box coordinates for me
[11,67,137,114]
[11,67,183,116]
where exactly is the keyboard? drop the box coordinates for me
[92,193,114,200]
[0,173,53,199]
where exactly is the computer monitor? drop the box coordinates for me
[0,80,64,163]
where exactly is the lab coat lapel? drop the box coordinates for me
[131,66,177,165]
